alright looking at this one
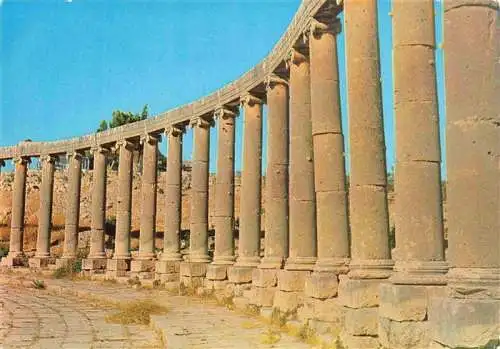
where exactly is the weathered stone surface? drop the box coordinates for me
[224,282,252,298]
[298,297,345,325]
[278,270,310,292]
[252,268,278,287]
[155,260,180,274]
[106,258,130,271]
[228,266,253,284]
[339,331,379,349]
[379,316,430,349]
[304,272,338,299]
[82,258,107,271]
[130,259,155,273]
[344,307,378,336]
[428,297,500,348]
[180,262,207,277]
[56,258,76,269]
[206,264,228,280]
[338,275,382,308]
[204,279,229,291]
[28,257,54,269]
[156,273,179,283]
[249,286,276,307]
[273,290,304,314]
[380,283,446,321]
[180,275,204,289]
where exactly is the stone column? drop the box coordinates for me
[428,2,500,348]
[0,160,4,174]
[206,107,238,288]
[378,2,448,347]
[250,75,289,308]
[260,75,289,270]
[228,94,263,286]
[286,48,316,272]
[5,156,29,264]
[131,134,159,278]
[180,116,211,289]
[338,1,393,347]
[156,126,184,283]
[301,18,349,306]
[107,140,135,276]
[83,146,108,271]
[273,48,316,315]
[30,155,56,268]
[60,151,82,263]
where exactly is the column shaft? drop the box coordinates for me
[138,134,159,259]
[62,152,82,258]
[89,147,107,258]
[286,48,316,271]
[345,0,392,277]
[261,75,289,269]
[392,0,447,283]
[114,140,134,259]
[237,94,263,267]
[310,19,349,273]
[213,107,237,265]
[189,117,211,263]
[9,157,29,256]
[162,126,183,261]
[36,155,56,258]
[444,0,499,272]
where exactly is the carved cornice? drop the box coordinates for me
[90,145,110,156]
[0,0,335,160]
[113,140,137,153]
[287,47,309,68]
[310,17,341,38]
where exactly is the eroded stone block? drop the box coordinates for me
[206,264,228,280]
[305,272,339,299]
[252,268,278,287]
[56,258,76,269]
[156,273,179,283]
[204,279,229,291]
[180,262,207,277]
[228,266,253,283]
[378,317,430,349]
[130,259,155,273]
[155,260,180,274]
[339,331,380,349]
[273,290,304,314]
[82,258,107,271]
[29,257,54,269]
[278,270,310,292]
[344,307,378,336]
[249,286,276,307]
[106,258,130,271]
[338,275,382,308]
[299,297,345,324]
[428,297,500,349]
[180,275,204,289]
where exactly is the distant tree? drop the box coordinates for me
[97,120,108,133]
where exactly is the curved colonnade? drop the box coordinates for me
[0,1,498,348]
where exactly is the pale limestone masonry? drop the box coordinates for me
[1,0,498,348]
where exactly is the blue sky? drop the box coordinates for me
[0,0,446,175]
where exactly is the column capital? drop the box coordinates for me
[287,47,308,67]
[113,139,137,153]
[90,145,110,156]
[66,151,83,162]
[310,17,341,38]
[40,154,58,165]
[13,156,31,165]
[214,106,239,120]
[140,133,161,146]
[165,125,185,137]
[189,116,212,129]
[240,92,264,107]
[265,74,289,91]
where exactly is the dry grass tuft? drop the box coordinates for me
[105,299,168,325]
[260,327,281,345]
[31,279,46,289]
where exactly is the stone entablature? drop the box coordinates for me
[0,0,334,161]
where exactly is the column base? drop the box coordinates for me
[212,255,236,265]
[106,258,131,278]
[130,259,156,279]
[391,260,448,285]
[82,258,107,272]
[314,257,350,274]
[234,256,260,268]
[186,254,211,264]
[348,259,394,279]
[160,252,183,262]
[206,264,229,281]
[304,272,339,299]
[1,252,27,267]
[227,266,255,284]
[285,256,316,271]
[29,257,55,269]
[179,262,208,292]
[248,268,279,307]
[259,256,284,269]
[55,257,76,269]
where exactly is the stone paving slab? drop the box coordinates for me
[0,273,313,349]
